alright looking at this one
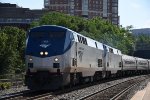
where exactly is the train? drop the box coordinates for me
[25,25,150,90]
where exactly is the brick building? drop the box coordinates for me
[44,0,119,25]
[0,3,50,30]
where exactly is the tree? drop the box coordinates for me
[31,12,135,55]
[0,26,25,75]
[134,34,150,50]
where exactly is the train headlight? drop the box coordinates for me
[54,58,59,62]
[29,58,32,61]
[45,52,48,55]
[40,52,44,55]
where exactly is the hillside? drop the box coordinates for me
[131,28,150,35]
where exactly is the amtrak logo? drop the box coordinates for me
[40,40,51,48]
[40,44,50,48]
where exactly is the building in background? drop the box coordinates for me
[131,28,150,59]
[132,28,150,36]
[0,3,50,30]
[44,0,119,25]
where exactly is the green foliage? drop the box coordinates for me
[136,34,150,43]
[0,12,137,75]
[134,34,150,50]
[0,82,12,90]
[31,12,134,54]
[0,26,25,75]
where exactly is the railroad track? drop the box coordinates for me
[78,76,147,100]
[1,75,148,100]
[110,81,141,100]
[0,90,55,100]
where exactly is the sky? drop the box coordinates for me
[0,0,150,29]
[119,0,150,29]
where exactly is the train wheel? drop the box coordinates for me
[93,72,101,81]
[106,71,111,79]
[102,71,106,79]
[89,76,94,83]
[70,73,82,86]
[70,73,76,86]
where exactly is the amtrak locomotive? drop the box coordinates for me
[25,25,150,90]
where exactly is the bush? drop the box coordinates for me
[31,12,135,54]
[0,26,25,74]
[0,82,12,90]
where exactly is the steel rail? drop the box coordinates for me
[78,76,147,100]
[110,79,142,100]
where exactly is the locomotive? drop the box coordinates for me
[25,25,150,90]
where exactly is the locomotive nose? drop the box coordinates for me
[27,55,62,72]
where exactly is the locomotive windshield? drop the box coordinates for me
[26,30,71,57]
[30,31,65,39]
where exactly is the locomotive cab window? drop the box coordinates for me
[30,31,65,39]
[109,48,113,53]
[95,42,98,48]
